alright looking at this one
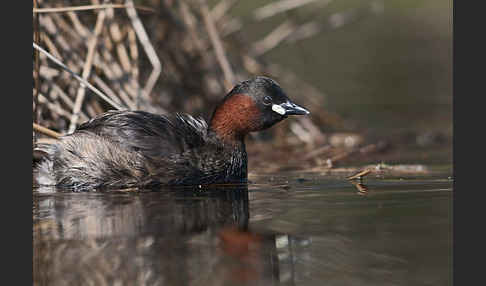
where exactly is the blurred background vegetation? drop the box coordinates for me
[33,0,452,167]
[215,0,452,136]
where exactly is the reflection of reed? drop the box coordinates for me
[347,168,371,195]
[349,180,369,196]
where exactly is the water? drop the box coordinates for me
[33,173,452,286]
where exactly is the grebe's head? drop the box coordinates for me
[210,76,310,140]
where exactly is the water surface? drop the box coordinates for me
[33,172,452,286]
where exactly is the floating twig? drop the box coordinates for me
[347,169,372,180]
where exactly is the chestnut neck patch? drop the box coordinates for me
[209,94,261,142]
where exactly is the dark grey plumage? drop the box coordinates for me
[34,111,247,192]
[33,76,309,192]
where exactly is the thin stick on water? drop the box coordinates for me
[68,9,107,133]
[125,0,161,99]
[199,0,235,90]
[33,42,125,111]
[33,123,62,139]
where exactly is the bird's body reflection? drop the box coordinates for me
[33,186,303,285]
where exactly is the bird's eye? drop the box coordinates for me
[263,96,272,105]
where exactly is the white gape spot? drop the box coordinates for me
[272,104,286,115]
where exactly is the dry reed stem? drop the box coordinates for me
[33,0,329,147]
[253,0,323,21]
[68,9,107,133]
[93,49,136,109]
[302,145,331,160]
[38,65,60,79]
[250,20,296,56]
[127,27,138,77]
[33,43,124,111]
[299,117,326,143]
[33,3,155,14]
[34,0,41,125]
[40,16,109,115]
[92,75,124,107]
[179,1,207,52]
[289,121,313,143]
[210,0,238,22]
[105,6,142,106]
[51,84,75,108]
[47,85,89,122]
[40,32,62,59]
[84,100,101,118]
[218,0,329,38]
[33,123,62,139]
[126,27,141,108]
[106,7,131,73]
[67,11,89,38]
[199,0,235,90]
[64,10,136,109]
[49,13,85,49]
[125,0,161,100]
[285,21,322,43]
[219,17,242,37]
[43,15,86,82]
[37,92,75,121]
[39,14,84,73]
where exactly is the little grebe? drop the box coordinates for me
[34,76,310,191]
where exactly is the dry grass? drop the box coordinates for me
[32,0,396,171]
